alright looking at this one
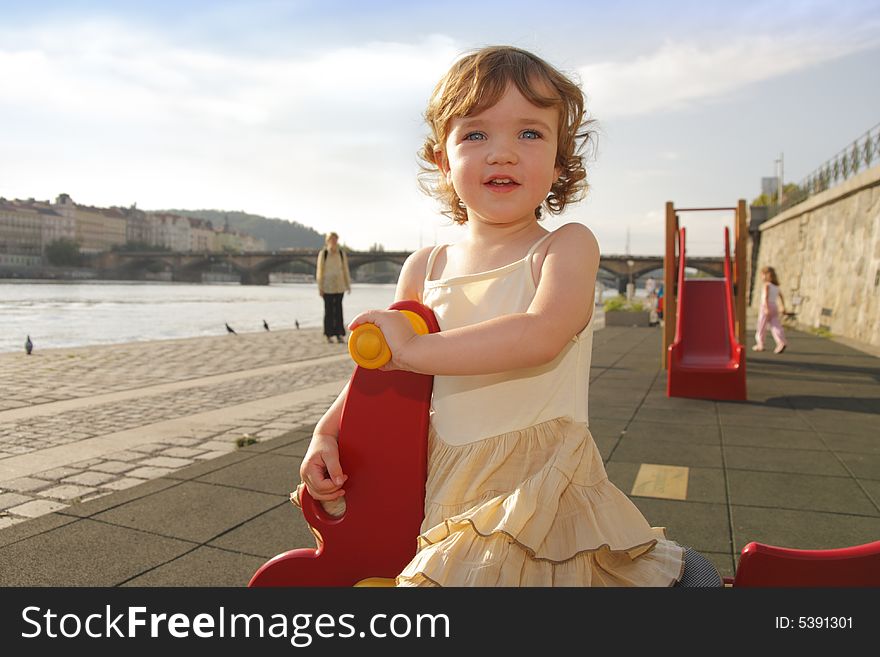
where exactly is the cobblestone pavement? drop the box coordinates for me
[0,329,352,530]
[0,329,346,410]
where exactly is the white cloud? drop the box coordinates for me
[2,10,879,253]
[0,21,458,124]
[0,20,462,249]
[578,32,879,118]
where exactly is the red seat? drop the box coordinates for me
[726,540,880,587]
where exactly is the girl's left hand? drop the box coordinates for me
[348,310,419,371]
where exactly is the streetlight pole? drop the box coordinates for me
[775,152,784,206]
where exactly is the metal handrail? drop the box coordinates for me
[765,122,880,219]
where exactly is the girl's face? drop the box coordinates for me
[437,82,561,228]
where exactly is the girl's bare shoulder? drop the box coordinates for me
[395,246,436,301]
[545,223,599,258]
[529,223,598,284]
[403,245,435,270]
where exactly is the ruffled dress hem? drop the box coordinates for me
[395,416,685,587]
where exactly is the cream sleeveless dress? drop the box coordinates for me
[396,230,686,587]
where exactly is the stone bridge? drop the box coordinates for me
[93,249,412,285]
[93,249,722,286]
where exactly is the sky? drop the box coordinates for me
[1,0,878,256]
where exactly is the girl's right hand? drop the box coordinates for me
[299,432,348,504]
[348,309,420,372]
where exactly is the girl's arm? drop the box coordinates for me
[298,247,431,500]
[352,224,599,376]
[299,381,351,502]
[393,246,433,302]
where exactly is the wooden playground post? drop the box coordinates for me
[662,201,677,368]
[735,199,747,347]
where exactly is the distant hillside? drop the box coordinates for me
[165,209,325,250]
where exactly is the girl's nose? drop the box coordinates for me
[486,139,518,165]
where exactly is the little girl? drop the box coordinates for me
[753,266,787,354]
[300,46,686,586]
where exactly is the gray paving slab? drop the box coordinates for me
[727,470,878,516]
[717,410,814,431]
[837,451,880,479]
[623,420,721,444]
[91,481,281,543]
[702,551,736,580]
[0,519,196,586]
[630,407,721,426]
[590,430,621,461]
[0,512,78,549]
[208,504,317,560]
[721,425,827,450]
[587,417,625,434]
[730,505,880,553]
[589,404,640,420]
[724,445,850,477]
[122,546,269,587]
[630,497,732,555]
[271,441,312,459]
[816,431,880,455]
[194,452,301,496]
[800,414,876,436]
[861,479,880,507]
[612,436,724,469]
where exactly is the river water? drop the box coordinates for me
[0,279,627,355]
[0,280,397,354]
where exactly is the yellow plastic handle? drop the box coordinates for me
[348,310,429,369]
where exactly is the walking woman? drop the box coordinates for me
[316,232,351,344]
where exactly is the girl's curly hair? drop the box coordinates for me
[418,46,596,224]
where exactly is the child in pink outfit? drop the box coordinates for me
[754,266,787,354]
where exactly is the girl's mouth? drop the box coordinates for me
[484,177,520,191]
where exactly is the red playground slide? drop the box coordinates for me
[248,300,440,587]
[667,227,746,401]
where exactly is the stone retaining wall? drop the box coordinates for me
[752,164,880,348]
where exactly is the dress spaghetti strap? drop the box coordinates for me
[524,231,554,259]
[424,244,446,283]
[426,231,553,285]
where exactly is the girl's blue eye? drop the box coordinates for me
[463,131,486,141]
[521,130,541,140]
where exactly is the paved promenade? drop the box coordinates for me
[0,322,877,585]
[0,330,352,527]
